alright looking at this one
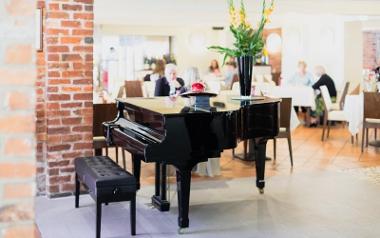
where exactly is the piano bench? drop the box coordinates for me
[74,156,137,238]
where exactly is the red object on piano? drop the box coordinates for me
[191,82,205,93]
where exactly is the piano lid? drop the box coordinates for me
[116,95,281,117]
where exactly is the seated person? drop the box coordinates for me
[310,65,337,126]
[224,60,238,90]
[154,64,185,96]
[144,59,165,82]
[288,61,314,87]
[208,59,222,77]
[289,61,314,113]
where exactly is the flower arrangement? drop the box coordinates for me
[208,0,274,63]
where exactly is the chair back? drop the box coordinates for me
[339,81,350,109]
[93,103,117,137]
[363,92,380,120]
[280,98,292,129]
[125,80,143,97]
[320,85,332,111]
[231,82,240,93]
[117,85,125,98]
[229,74,239,90]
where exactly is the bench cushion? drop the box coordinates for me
[75,156,136,195]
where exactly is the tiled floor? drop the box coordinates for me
[36,124,380,237]
[117,125,380,186]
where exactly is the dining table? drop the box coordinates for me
[256,84,315,126]
[343,93,380,147]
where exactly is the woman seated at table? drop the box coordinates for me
[208,59,222,77]
[224,60,238,90]
[310,65,337,126]
[288,61,314,87]
[289,61,314,113]
[143,59,165,82]
[154,63,185,96]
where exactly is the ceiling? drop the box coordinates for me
[94,0,380,26]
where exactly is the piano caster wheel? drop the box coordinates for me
[259,188,264,194]
[178,228,187,234]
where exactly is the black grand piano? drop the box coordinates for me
[104,95,280,232]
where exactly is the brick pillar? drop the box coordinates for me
[36,0,47,195]
[0,0,37,237]
[363,31,380,70]
[42,0,94,197]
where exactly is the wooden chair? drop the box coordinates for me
[338,81,350,110]
[125,80,143,97]
[320,85,349,141]
[93,103,126,169]
[273,98,293,166]
[117,85,125,98]
[361,92,380,152]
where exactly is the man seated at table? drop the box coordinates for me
[310,65,337,126]
[154,63,186,96]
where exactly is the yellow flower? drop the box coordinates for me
[239,8,246,24]
[263,47,268,56]
[230,10,239,27]
[264,8,273,18]
[244,21,252,29]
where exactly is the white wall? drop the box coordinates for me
[344,21,363,91]
[281,14,345,89]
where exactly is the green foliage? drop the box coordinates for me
[208,0,274,64]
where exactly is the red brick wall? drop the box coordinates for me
[0,0,37,236]
[36,0,94,197]
[363,31,380,70]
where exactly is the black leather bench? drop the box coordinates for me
[74,156,137,238]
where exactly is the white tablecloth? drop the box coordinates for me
[220,89,300,131]
[266,86,316,110]
[343,94,363,135]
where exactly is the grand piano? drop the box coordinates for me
[104,95,280,232]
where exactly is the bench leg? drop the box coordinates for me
[75,173,80,208]
[130,195,136,236]
[96,201,102,238]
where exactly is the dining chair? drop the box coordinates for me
[320,85,349,141]
[361,92,380,152]
[231,82,240,93]
[117,85,125,98]
[125,80,143,97]
[273,98,293,166]
[93,103,126,169]
[338,81,350,110]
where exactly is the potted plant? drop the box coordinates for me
[209,0,274,99]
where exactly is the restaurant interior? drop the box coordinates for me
[0,0,380,237]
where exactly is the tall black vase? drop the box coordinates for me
[237,56,254,98]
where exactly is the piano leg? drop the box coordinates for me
[254,138,267,194]
[176,168,191,230]
[94,148,102,156]
[151,162,170,211]
[131,154,141,190]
